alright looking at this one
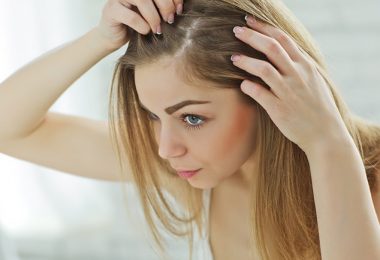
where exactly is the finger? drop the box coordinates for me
[173,0,183,15]
[153,0,177,23]
[231,54,285,98]
[241,80,279,113]
[114,1,151,34]
[245,16,304,63]
[233,26,297,76]
[122,0,162,34]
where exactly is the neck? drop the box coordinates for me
[217,159,258,195]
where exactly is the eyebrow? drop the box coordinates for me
[139,100,211,115]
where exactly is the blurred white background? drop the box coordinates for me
[0,0,379,259]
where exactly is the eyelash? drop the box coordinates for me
[147,112,206,131]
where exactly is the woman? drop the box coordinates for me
[0,0,379,259]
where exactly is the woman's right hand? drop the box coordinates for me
[95,0,183,51]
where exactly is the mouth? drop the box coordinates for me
[175,169,201,180]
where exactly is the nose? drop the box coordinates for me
[157,125,186,159]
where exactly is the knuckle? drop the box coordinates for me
[275,31,289,45]
[259,62,272,77]
[128,13,140,24]
[303,59,315,73]
[299,49,315,66]
[266,40,281,54]
[287,63,298,75]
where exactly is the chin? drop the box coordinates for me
[189,183,215,190]
[187,178,219,190]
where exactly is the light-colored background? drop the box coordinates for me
[0,0,379,259]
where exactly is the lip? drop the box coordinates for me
[176,169,201,180]
[174,168,200,172]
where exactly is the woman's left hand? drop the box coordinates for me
[231,15,350,153]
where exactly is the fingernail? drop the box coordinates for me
[156,24,162,34]
[167,13,174,24]
[233,26,244,34]
[241,82,251,93]
[231,54,241,62]
[176,3,183,15]
[246,15,256,24]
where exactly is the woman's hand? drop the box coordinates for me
[231,15,351,154]
[95,0,183,50]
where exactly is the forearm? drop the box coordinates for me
[0,27,117,140]
[305,135,380,259]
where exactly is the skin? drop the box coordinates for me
[135,56,259,190]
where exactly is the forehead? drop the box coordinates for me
[134,57,239,105]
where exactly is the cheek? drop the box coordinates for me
[212,107,257,160]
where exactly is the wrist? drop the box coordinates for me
[303,129,355,160]
[89,27,122,54]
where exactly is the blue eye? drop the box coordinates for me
[180,113,205,131]
[147,112,205,131]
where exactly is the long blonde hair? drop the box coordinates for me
[108,0,380,259]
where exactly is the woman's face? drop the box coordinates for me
[135,56,258,189]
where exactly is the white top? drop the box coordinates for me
[195,188,214,260]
